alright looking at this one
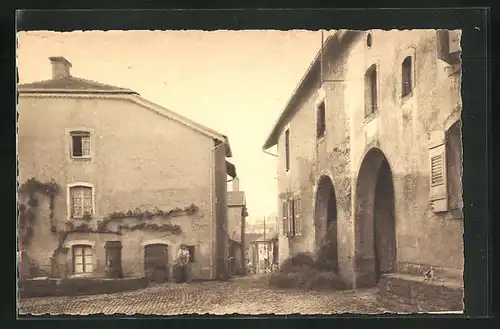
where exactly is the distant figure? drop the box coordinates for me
[246,261,254,274]
[423,266,435,282]
[175,244,191,283]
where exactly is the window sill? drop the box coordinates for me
[68,273,94,278]
[363,110,378,124]
[70,156,92,162]
[401,90,414,104]
[316,135,326,144]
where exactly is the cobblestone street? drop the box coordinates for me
[19,275,390,315]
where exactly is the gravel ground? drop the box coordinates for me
[18,275,391,316]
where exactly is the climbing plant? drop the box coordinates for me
[18,178,60,247]
[96,204,198,235]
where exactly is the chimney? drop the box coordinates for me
[49,56,72,79]
[232,177,240,192]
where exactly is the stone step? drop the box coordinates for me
[377,273,464,313]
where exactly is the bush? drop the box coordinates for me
[280,252,315,272]
[269,253,348,291]
[269,267,348,291]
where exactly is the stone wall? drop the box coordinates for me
[19,276,149,298]
[377,274,464,312]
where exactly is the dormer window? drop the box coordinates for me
[71,131,91,158]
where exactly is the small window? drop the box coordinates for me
[364,65,378,116]
[73,245,93,274]
[285,129,290,172]
[71,132,91,158]
[402,56,413,97]
[366,33,372,47]
[70,185,93,218]
[186,245,195,263]
[317,101,326,139]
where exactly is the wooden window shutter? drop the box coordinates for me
[288,199,295,236]
[429,130,448,212]
[294,197,303,236]
[282,201,289,237]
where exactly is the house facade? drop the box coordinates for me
[227,177,248,275]
[18,57,236,282]
[250,233,278,274]
[263,30,463,290]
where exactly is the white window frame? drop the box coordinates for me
[72,244,94,274]
[66,182,96,220]
[66,128,95,161]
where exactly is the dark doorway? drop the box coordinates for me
[373,159,397,281]
[144,244,169,283]
[105,241,123,278]
[354,148,397,287]
[315,175,339,272]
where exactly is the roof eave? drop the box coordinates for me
[262,30,344,150]
[18,88,139,95]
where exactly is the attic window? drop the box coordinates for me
[366,33,372,47]
[71,131,91,158]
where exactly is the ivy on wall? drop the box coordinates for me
[96,204,198,235]
[18,178,60,247]
[106,204,198,221]
[66,221,121,235]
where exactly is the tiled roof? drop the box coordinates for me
[253,232,278,242]
[18,76,138,95]
[244,233,262,247]
[227,191,245,206]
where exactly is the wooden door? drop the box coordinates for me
[144,244,169,283]
[105,241,123,278]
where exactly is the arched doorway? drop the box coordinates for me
[354,148,397,287]
[314,175,339,272]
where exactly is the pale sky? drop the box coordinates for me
[17,30,323,223]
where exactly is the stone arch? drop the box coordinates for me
[354,147,397,287]
[314,174,339,272]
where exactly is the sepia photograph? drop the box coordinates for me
[16,28,464,316]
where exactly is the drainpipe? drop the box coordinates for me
[211,141,228,281]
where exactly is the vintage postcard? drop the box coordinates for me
[17,29,463,316]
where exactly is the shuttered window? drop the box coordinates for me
[294,197,303,236]
[282,201,289,237]
[429,130,448,212]
[431,154,444,186]
[288,200,295,236]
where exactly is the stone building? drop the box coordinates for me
[250,233,279,274]
[227,177,248,275]
[18,56,236,282]
[263,30,463,296]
